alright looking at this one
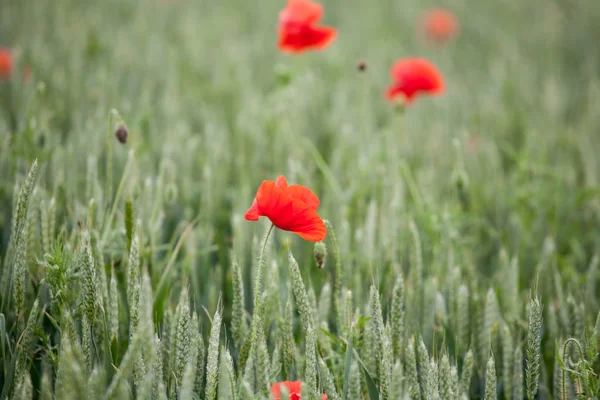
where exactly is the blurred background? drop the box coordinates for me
[1,0,600,397]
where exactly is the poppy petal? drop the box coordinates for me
[276,175,288,189]
[283,199,327,241]
[387,58,444,103]
[278,24,337,53]
[255,180,288,218]
[286,185,320,210]
[244,198,260,221]
[279,0,323,25]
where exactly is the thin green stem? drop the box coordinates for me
[105,110,115,213]
[101,150,134,243]
[253,223,275,313]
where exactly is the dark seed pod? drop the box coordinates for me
[115,124,128,144]
[314,241,328,269]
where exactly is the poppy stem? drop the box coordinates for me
[253,223,275,312]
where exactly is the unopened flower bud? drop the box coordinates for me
[313,241,327,269]
[115,124,128,144]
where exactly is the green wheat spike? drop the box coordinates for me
[439,353,453,400]
[180,342,199,400]
[80,231,98,327]
[471,292,483,369]
[55,332,87,399]
[391,361,404,398]
[513,345,523,400]
[82,316,92,371]
[343,289,353,336]
[288,250,315,332]
[127,233,140,333]
[500,321,513,399]
[173,286,191,388]
[348,361,362,400]
[281,298,295,380]
[14,371,32,400]
[271,346,281,380]
[320,357,341,400]
[218,348,237,400]
[136,271,157,392]
[417,336,430,397]
[255,313,270,397]
[369,284,384,377]
[40,361,53,400]
[13,237,27,320]
[485,353,497,400]
[242,353,256,396]
[405,338,421,400]
[162,308,173,384]
[409,220,424,327]
[231,259,247,352]
[153,336,166,400]
[88,366,107,400]
[391,274,405,361]
[525,296,542,400]
[91,230,108,323]
[195,333,206,396]
[426,357,440,400]
[14,298,39,388]
[323,221,342,331]
[25,189,39,268]
[450,365,459,400]
[109,268,119,341]
[205,307,222,400]
[459,350,474,397]
[379,324,393,400]
[304,326,319,400]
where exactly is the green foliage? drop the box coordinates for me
[1,0,600,398]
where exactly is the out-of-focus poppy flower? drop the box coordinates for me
[0,48,13,80]
[271,381,328,400]
[386,57,444,104]
[245,176,326,242]
[420,8,459,43]
[278,0,337,53]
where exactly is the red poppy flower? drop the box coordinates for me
[245,176,326,242]
[385,57,444,104]
[0,48,13,80]
[278,0,337,53]
[420,8,459,43]
[270,381,328,400]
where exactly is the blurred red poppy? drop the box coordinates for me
[420,8,459,43]
[386,57,444,104]
[0,48,13,80]
[245,176,326,242]
[270,381,328,400]
[278,0,337,53]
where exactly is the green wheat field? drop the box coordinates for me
[1,0,600,398]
